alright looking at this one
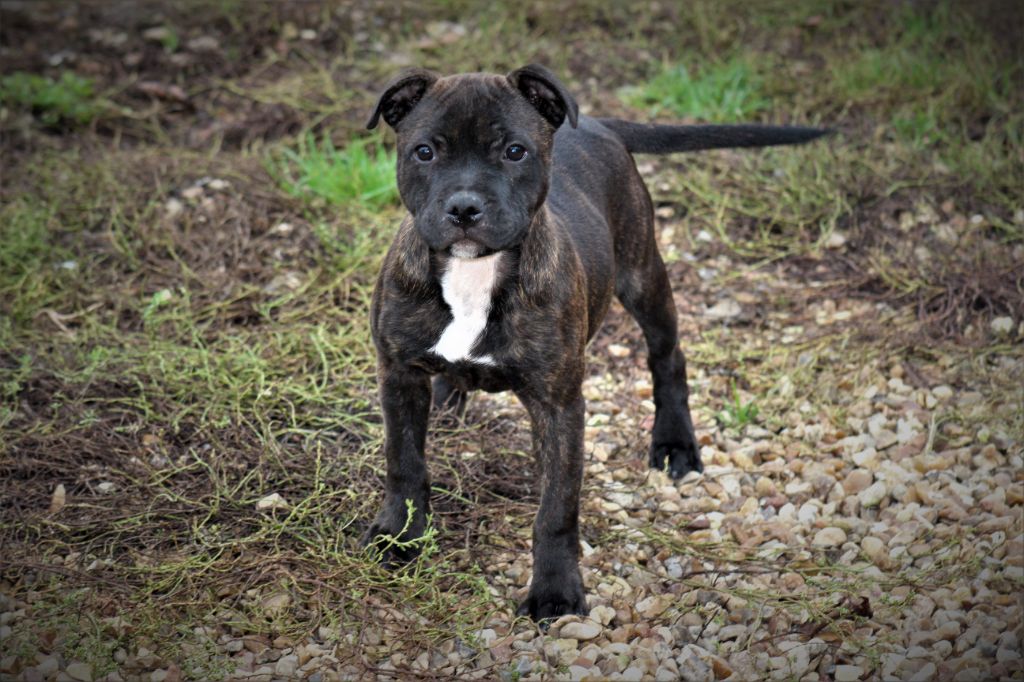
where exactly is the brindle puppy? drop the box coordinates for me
[363,64,826,621]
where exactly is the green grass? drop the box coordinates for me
[620,55,768,122]
[827,3,1018,137]
[0,197,74,325]
[270,133,399,210]
[655,141,850,260]
[716,382,760,430]
[159,26,180,53]
[0,71,105,127]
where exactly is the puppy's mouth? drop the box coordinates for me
[447,239,493,259]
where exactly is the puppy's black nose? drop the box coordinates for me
[445,191,484,225]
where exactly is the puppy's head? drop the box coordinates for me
[368,64,578,259]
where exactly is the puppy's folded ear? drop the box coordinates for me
[507,64,579,129]
[366,69,439,130]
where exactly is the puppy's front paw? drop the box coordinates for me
[650,439,703,479]
[516,571,588,623]
[362,498,428,566]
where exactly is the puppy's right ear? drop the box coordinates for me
[366,69,439,130]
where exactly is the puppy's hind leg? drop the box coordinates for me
[431,374,468,423]
[615,246,703,479]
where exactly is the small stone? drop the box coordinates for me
[676,645,714,682]
[50,483,66,514]
[932,385,953,400]
[633,379,653,398]
[935,621,960,640]
[812,527,847,547]
[825,232,847,249]
[590,605,615,626]
[143,26,172,42]
[717,624,747,641]
[842,469,873,495]
[905,645,929,659]
[858,481,887,507]
[621,666,644,681]
[705,299,741,320]
[785,479,813,496]
[180,186,204,200]
[711,656,732,680]
[795,502,817,525]
[636,594,674,619]
[260,591,290,615]
[256,493,289,511]
[834,664,863,681]
[852,447,879,469]
[990,316,1014,336]
[164,198,184,218]
[873,429,899,450]
[66,662,93,682]
[544,638,580,667]
[755,477,777,497]
[37,658,60,676]
[910,663,937,682]
[607,343,631,358]
[22,668,45,682]
[896,418,920,445]
[186,35,220,52]
[785,645,811,677]
[560,620,602,641]
[861,537,886,565]
[274,655,298,678]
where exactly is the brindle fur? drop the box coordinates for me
[362,65,826,621]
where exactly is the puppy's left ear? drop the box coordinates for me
[507,64,579,129]
[367,68,439,130]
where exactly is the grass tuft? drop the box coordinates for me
[620,55,768,122]
[716,381,760,430]
[0,71,105,127]
[270,134,399,210]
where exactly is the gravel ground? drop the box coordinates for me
[3,229,1021,682]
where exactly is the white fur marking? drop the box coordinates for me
[430,252,502,365]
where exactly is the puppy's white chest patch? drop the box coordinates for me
[431,252,502,365]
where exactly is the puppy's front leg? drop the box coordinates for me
[515,390,588,621]
[363,360,432,564]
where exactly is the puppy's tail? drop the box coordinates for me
[596,118,830,154]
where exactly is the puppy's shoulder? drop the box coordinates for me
[379,216,433,291]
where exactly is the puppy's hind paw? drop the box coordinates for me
[650,440,704,479]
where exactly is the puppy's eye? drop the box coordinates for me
[414,145,434,162]
[504,144,527,162]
